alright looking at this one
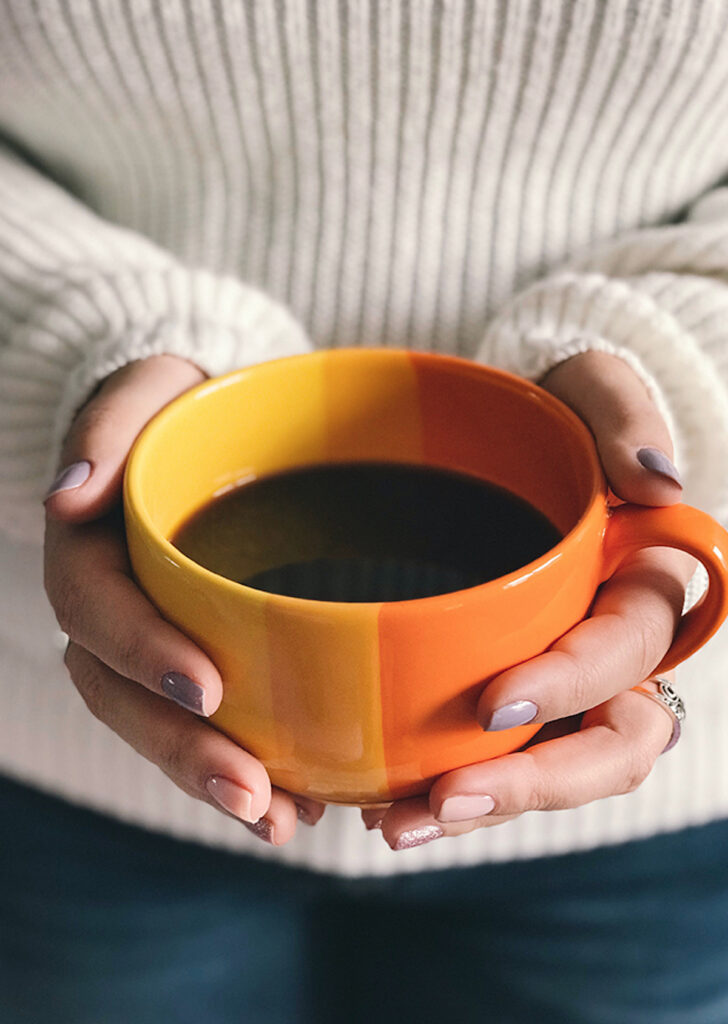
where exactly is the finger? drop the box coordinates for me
[361,805,391,831]
[45,516,223,715]
[430,680,674,826]
[379,795,519,851]
[478,546,692,730]
[221,788,327,844]
[291,795,327,827]
[45,355,205,522]
[540,351,682,505]
[361,720,586,835]
[65,641,271,824]
[243,789,300,846]
[372,725,587,846]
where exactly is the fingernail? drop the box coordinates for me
[437,794,496,822]
[44,460,91,500]
[637,447,682,487]
[206,776,256,822]
[295,804,317,826]
[484,700,538,731]
[392,824,443,851]
[161,671,207,715]
[244,818,275,844]
[661,719,682,754]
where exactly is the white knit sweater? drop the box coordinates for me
[2,0,728,876]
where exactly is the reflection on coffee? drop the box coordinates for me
[172,462,562,602]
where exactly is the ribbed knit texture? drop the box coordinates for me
[1,0,728,875]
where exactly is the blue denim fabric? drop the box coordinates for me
[2,775,728,1024]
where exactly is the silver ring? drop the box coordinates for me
[632,676,685,753]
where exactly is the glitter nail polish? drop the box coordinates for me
[244,818,275,844]
[393,824,443,851]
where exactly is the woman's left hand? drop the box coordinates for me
[361,351,694,850]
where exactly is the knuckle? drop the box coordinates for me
[623,750,653,794]
[158,728,197,786]
[48,567,88,638]
[70,398,117,443]
[530,774,559,811]
[630,608,670,680]
[514,753,555,811]
[555,648,598,711]
[114,628,148,681]
[67,654,107,721]
[158,729,224,802]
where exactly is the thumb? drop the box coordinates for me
[540,351,683,506]
[44,355,206,524]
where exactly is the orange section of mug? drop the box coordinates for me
[375,352,601,799]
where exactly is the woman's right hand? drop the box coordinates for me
[44,355,324,844]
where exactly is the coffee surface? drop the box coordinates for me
[172,462,562,602]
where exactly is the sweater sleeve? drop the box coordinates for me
[479,191,728,522]
[0,146,312,543]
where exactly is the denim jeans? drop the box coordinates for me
[2,774,728,1024]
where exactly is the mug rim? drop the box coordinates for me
[123,349,608,609]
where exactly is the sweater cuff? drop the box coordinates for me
[52,268,312,464]
[0,267,310,544]
[478,269,728,521]
[499,330,679,460]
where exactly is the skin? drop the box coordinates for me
[44,351,693,849]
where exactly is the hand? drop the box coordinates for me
[44,355,324,844]
[362,352,694,850]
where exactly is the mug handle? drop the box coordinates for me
[600,503,728,673]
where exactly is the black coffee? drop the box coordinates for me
[172,462,562,602]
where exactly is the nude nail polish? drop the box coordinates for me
[206,776,255,822]
[437,794,496,822]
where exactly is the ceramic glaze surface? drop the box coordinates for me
[124,350,728,804]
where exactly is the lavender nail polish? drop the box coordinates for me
[637,447,682,487]
[44,460,91,500]
[661,718,682,754]
[393,824,443,851]
[484,700,538,731]
[161,672,207,715]
[244,818,275,844]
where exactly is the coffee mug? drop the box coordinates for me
[123,349,728,805]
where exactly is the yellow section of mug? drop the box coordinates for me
[124,353,393,804]
[323,349,425,464]
[126,505,391,803]
[127,355,331,538]
[260,595,388,803]
[125,522,280,771]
